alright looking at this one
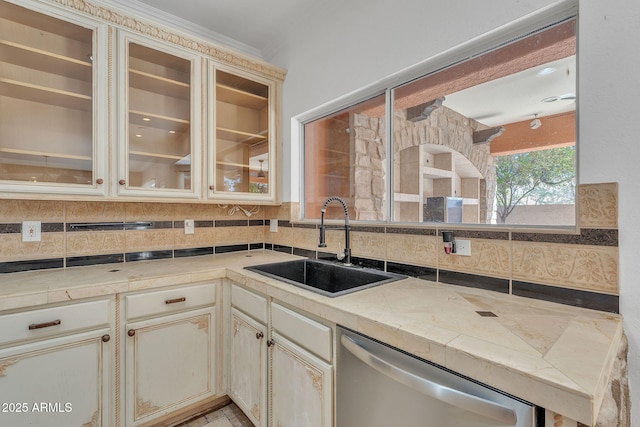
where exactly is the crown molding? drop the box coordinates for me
[46,0,287,80]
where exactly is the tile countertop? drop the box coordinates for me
[0,250,622,425]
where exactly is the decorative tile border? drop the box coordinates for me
[578,182,618,229]
[512,242,618,293]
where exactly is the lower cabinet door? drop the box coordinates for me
[270,332,333,427]
[125,306,216,426]
[229,308,267,427]
[0,328,112,427]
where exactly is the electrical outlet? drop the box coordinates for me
[454,239,471,256]
[270,219,278,232]
[22,221,41,242]
[184,219,195,234]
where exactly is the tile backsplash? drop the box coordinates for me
[0,182,619,313]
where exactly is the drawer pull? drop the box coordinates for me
[266,339,275,347]
[256,332,264,339]
[28,319,61,330]
[128,329,136,337]
[102,334,111,343]
[165,297,186,305]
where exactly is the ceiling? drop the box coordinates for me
[128,0,319,57]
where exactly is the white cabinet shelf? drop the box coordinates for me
[217,126,267,144]
[216,83,268,109]
[0,0,107,194]
[0,77,91,111]
[129,68,190,100]
[0,40,92,81]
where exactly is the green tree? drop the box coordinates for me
[495,146,576,223]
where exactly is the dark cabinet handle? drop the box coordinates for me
[118,179,126,185]
[128,329,135,337]
[165,297,186,305]
[209,185,215,190]
[102,334,110,343]
[266,339,275,347]
[96,178,104,185]
[29,319,61,330]
[256,332,264,339]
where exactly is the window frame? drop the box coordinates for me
[295,0,579,230]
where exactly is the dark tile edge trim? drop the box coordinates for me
[67,254,125,267]
[512,281,619,313]
[386,261,437,282]
[438,270,510,294]
[293,248,316,258]
[174,247,214,258]
[512,228,618,246]
[215,220,248,227]
[0,258,64,274]
[387,227,436,236]
[125,250,173,262]
[215,244,249,254]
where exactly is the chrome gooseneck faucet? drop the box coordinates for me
[318,196,351,266]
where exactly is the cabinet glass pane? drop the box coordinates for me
[128,43,191,189]
[215,70,269,194]
[0,0,94,184]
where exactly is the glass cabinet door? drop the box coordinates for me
[118,32,201,198]
[211,68,273,200]
[0,0,107,195]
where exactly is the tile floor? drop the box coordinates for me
[176,402,254,427]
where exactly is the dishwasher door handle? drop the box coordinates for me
[340,335,518,425]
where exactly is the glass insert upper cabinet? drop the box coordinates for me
[117,31,202,199]
[0,0,108,196]
[210,65,276,202]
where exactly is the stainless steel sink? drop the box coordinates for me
[244,259,405,297]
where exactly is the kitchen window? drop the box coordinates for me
[301,9,577,227]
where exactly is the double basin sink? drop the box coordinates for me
[245,258,405,297]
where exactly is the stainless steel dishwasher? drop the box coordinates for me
[337,327,539,427]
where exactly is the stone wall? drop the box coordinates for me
[351,106,497,222]
[353,113,386,221]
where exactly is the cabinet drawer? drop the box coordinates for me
[271,303,332,362]
[0,299,110,346]
[231,285,267,324]
[126,283,216,320]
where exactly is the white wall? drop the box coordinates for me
[265,0,640,423]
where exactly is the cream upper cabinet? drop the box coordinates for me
[209,65,279,203]
[0,1,283,202]
[116,30,202,199]
[0,0,108,196]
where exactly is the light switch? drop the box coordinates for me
[184,219,195,234]
[270,219,278,232]
[22,221,41,242]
